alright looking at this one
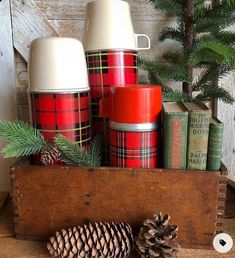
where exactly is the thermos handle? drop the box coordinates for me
[99,98,111,118]
[135,34,151,50]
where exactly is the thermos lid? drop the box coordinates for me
[100,85,162,125]
[28,37,89,93]
[83,0,136,51]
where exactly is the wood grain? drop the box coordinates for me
[217,71,235,181]
[11,0,60,61]
[0,199,14,238]
[10,161,227,249]
[0,0,17,191]
[0,192,9,210]
[34,0,160,21]
[1,196,235,258]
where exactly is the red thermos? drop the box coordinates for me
[83,0,151,163]
[100,85,162,168]
[28,37,91,149]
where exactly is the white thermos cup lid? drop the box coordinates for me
[28,37,89,93]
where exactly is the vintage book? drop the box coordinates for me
[183,102,212,170]
[207,117,224,171]
[163,102,188,169]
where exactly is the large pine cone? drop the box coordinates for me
[40,143,61,166]
[47,222,133,258]
[135,213,180,258]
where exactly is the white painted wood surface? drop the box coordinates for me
[33,0,159,21]
[11,0,60,61]
[0,0,17,190]
[218,72,235,181]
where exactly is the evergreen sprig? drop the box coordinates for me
[163,90,188,102]
[55,134,102,167]
[0,120,46,158]
[0,121,102,167]
[140,0,235,103]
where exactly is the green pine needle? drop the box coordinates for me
[163,90,188,102]
[194,85,234,104]
[55,134,102,167]
[148,0,183,15]
[191,36,235,66]
[138,56,191,83]
[0,120,46,158]
[88,135,102,167]
[159,27,184,44]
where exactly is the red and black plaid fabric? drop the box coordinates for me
[109,129,161,168]
[86,50,138,163]
[30,92,91,148]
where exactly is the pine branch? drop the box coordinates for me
[138,56,191,83]
[147,0,183,15]
[212,31,235,47]
[193,64,233,90]
[148,71,163,85]
[55,134,101,167]
[163,90,188,102]
[191,36,235,66]
[159,27,184,44]
[195,2,235,33]
[194,85,234,104]
[0,120,46,158]
[88,135,102,167]
[162,52,188,66]
[182,0,194,99]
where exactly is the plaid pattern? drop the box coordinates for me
[30,92,91,148]
[110,129,161,168]
[86,50,138,163]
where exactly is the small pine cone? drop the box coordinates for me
[47,221,134,258]
[40,143,61,166]
[135,213,180,258]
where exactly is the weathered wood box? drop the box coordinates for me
[10,159,227,249]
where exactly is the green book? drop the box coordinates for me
[163,102,188,169]
[183,101,212,170]
[207,117,224,171]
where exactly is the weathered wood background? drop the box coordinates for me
[0,0,234,189]
[0,0,17,190]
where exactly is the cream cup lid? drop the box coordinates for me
[83,0,137,51]
[28,37,89,93]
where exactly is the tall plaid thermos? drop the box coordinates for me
[28,37,91,151]
[83,0,151,164]
[100,85,162,168]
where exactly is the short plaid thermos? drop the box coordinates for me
[100,85,162,168]
[83,0,151,163]
[28,37,91,148]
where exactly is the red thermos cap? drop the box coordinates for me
[100,85,162,124]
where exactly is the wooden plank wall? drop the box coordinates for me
[218,72,235,180]
[0,0,17,190]
[13,0,235,180]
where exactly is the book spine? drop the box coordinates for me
[207,123,224,170]
[187,111,211,170]
[163,113,188,169]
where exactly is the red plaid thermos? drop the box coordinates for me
[83,0,151,163]
[28,37,91,149]
[100,85,162,168]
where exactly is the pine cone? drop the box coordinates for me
[135,213,180,258]
[40,143,61,166]
[47,222,134,258]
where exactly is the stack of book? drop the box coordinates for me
[163,101,224,171]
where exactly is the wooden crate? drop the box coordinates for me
[10,159,227,249]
